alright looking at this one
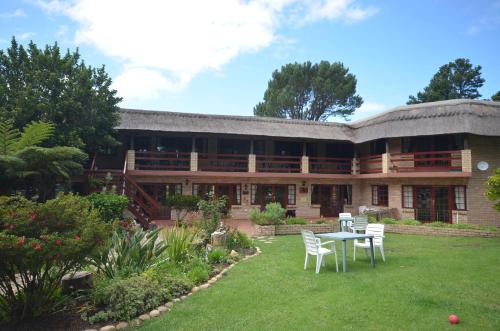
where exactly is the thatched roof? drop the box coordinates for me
[117,99,500,143]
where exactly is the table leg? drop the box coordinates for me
[342,240,347,272]
[369,238,376,268]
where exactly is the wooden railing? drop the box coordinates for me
[390,150,462,172]
[135,151,190,171]
[357,154,383,174]
[122,173,160,227]
[198,153,248,172]
[309,156,352,174]
[256,155,301,173]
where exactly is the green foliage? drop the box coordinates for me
[381,217,397,224]
[197,194,228,238]
[254,61,363,121]
[227,229,254,250]
[87,192,129,223]
[163,226,198,264]
[186,258,211,285]
[492,91,500,101]
[249,203,286,225]
[284,217,307,225]
[485,168,500,211]
[402,219,422,226]
[90,228,166,279]
[208,248,227,264]
[408,58,485,104]
[425,221,447,227]
[0,193,111,322]
[166,194,200,223]
[0,38,121,153]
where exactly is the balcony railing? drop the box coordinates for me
[309,156,352,174]
[198,153,248,172]
[135,151,191,171]
[357,154,383,174]
[256,155,301,173]
[390,150,462,172]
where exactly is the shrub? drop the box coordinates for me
[166,194,200,223]
[163,226,198,264]
[425,221,447,227]
[82,276,192,323]
[197,194,228,239]
[87,192,128,223]
[449,223,476,230]
[284,217,307,225]
[249,203,285,225]
[381,217,397,224]
[90,227,166,279]
[402,219,422,226]
[208,248,227,264]
[249,208,266,224]
[186,258,211,284]
[0,194,111,322]
[227,229,254,250]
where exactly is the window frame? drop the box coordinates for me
[372,185,388,207]
[402,185,413,208]
[287,184,296,205]
[453,185,467,211]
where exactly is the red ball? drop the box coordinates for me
[448,315,459,324]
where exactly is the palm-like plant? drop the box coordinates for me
[0,120,87,199]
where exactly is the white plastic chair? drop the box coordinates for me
[349,215,369,233]
[338,212,352,231]
[301,230,339,273]
[353,223,385,262]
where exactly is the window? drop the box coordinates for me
[402,186,413,208]
[370,139,386,155]
[311,185,320,204]
[453,186,466,210]
[372,185,388,206]
[166,184,182,196]
[251,184,258,205]
[232,184,241,205]
[192,184,200,196]
[343,185,352,205]
[288,185,296,205]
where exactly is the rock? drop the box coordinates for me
[99,326,115,331]
[150,309,160,317]
[166,302,174,308]
[158,305,168,313]
[130,319,141,327]
[208,278,216,284]
[200,283,210,289]
[187,292,193,296]
[181,295,187,300]
[116,322,128,330]
[138,314,150,321]
[192,286,200,292]
[84,329,98,331]
[173,298,181,302]
[229,250,239,258]
[61,271,92,294]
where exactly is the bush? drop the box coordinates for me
[208,248,227,264]
[87,192,129,223]
[90,227,166,279]
[249,203,285,225]
[402,219,421,226]
[381,217,397,224]
[163,226,198,264]
[227,229,254,250]
[425,221,447,227]
[284,217,307,225]
[85,275,170,323]
[186,258,211,285]
[0,194,111,322]
[166,194,200,223]
[197,194,228,239]
[450,223,476,230]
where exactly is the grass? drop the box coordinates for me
[137,234,500,331]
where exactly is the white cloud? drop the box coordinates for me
[38,0,378,101]
[0,9,26,19]
[357,101,386,113]
[17,32,35,40]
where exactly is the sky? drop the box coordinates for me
[0,0,499,122]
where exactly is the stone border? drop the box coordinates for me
[384,224,500,238]
[88,247,262,331]
[254,223,339,236]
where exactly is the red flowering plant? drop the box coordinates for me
[0,193,112,323]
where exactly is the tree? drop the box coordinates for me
[485,168,500,211]
[408,58,485,104]
[492,91,500,101]
[0,120,87,200]
[0,37,122,154]
[254,61,363,121]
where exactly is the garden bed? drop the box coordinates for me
[254,223,339,236]
[384,224,500,237]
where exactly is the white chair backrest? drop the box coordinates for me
[301,230,318,254]
[366,224,384,245]
[339,212,352,220]
[353,215,369,228]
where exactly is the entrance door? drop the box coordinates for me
[416,187,432,222]
[318,185,344,217]
[434,187,451,222]
[260,185,287,209]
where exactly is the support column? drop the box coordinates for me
[382,153,389,174]
[301,156,309,174]
[351,157,358,175]
[248,154,256,173]
[461,149,472,172]
[126,150,135,171]
[191,137,196,152]
[190,152,198,172]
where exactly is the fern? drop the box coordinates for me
[0,121,20,155]
[14,121,54,151]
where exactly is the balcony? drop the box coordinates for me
[125,149,471,176]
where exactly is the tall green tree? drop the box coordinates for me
[491,91,500,101]
[0,120,86,200]
[485,168,500,211]
[408,58,485,104]
[0,37,122,153]
[254,61,363,121]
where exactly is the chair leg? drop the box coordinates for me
[353,245,356,261]
[334,252,339,272]
[304,253,309,270]
[379,245,385,262]
[316,255,322,274]
[322,255,326,266]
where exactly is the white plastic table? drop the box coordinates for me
[316,232,375,272]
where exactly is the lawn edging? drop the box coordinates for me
[254,223,339,236]
[384,224,500,237]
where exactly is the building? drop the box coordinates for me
[84,99,500,227]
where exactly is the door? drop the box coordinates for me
[416,187,432,222]
[318,185,344,217]
[260,185,287,209]
[434,187,451,222]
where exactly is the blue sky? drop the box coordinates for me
[1,0,499,122]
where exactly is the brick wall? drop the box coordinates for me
[254,223,339,236]
[385,224,500,238]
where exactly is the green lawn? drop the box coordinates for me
[137,234,500,331]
